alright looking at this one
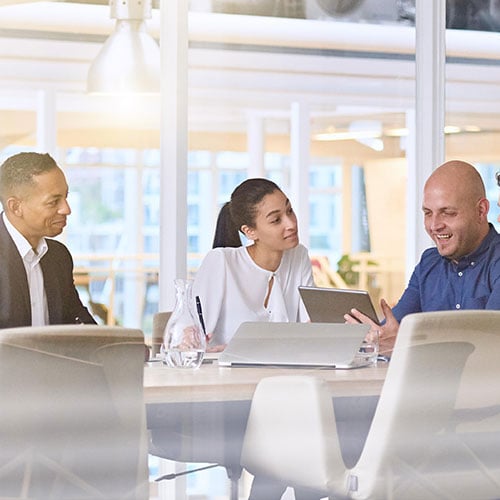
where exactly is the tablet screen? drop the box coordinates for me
[299,286,380,325]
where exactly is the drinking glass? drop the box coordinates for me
[356,328,379,365]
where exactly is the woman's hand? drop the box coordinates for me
[176,325,203,350]
[206,344,226,353]
[204,332,226,353]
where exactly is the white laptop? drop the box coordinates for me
[218,321,371,369]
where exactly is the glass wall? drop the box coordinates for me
[443,0,500,229]
[308,160,344,261]
[0,0,417,335]
[4,0,500,335]
[60,148,159,335]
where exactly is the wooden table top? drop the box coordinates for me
[144,358,388,404]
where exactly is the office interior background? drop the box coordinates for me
[1,0,500,498]
[1,0,500,338]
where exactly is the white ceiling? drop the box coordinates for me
[1,1,500,147]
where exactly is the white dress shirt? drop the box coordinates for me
[3,213,49,326]
[193,244,314,345]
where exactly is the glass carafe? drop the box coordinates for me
[161,279,206,369]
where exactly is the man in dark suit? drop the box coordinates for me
[0,152,95,328]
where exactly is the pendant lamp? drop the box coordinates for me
[87,0,160,94]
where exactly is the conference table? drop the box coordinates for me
[144,358,388,499]
[144,357,388,404]
[144,348,500,500]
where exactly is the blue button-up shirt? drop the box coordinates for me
[392,224,500,322]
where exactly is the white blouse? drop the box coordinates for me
[192,244,314,345]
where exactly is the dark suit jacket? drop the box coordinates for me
[0,215,96,328]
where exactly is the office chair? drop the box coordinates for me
[241,310,500,499]
[151,310,172,358]
[149,312,244,500]
[0,325,149,500]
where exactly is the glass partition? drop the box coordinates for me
[444,1,500,229]
[11,2,500,330]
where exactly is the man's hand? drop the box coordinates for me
[344,298,399,356]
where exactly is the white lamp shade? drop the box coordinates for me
[87,19,160,94]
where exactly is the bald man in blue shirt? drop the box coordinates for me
[346,160,500,354]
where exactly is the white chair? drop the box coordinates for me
[0,324,149,500]
[241,310,500,499]
[151,310,172,357]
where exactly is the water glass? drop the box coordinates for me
[356,329,379,365]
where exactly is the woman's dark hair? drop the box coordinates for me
[212,178,281,248]
[212,202,241,248]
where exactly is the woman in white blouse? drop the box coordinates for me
[194,178,319,500]
[193,177,314,351]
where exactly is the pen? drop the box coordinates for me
[195,295,208,340]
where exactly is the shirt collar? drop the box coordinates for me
[449,223,497,270]
[2,212,48,261]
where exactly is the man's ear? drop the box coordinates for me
[478,197,489,219]
[240,224,256,241]
[6,197,22,216]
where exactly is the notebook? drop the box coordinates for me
[299,286,380,325]
[217,321,371,369]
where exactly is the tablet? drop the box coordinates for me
[299,286,380,325]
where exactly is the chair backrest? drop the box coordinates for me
[352,310,500,499]
[0,325,148,500]
[242,310,500,499]
[241,374,344,492]
[151,311,172,357]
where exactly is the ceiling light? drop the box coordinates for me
[314,129,382,141]
[463,125,481,133]
[385,127,408,137]
[87,0,160,95]
[313,120,382,144]
[444,125,461,134]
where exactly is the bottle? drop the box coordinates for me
[161,279,206,369]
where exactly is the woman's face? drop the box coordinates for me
[242,189,299,252]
